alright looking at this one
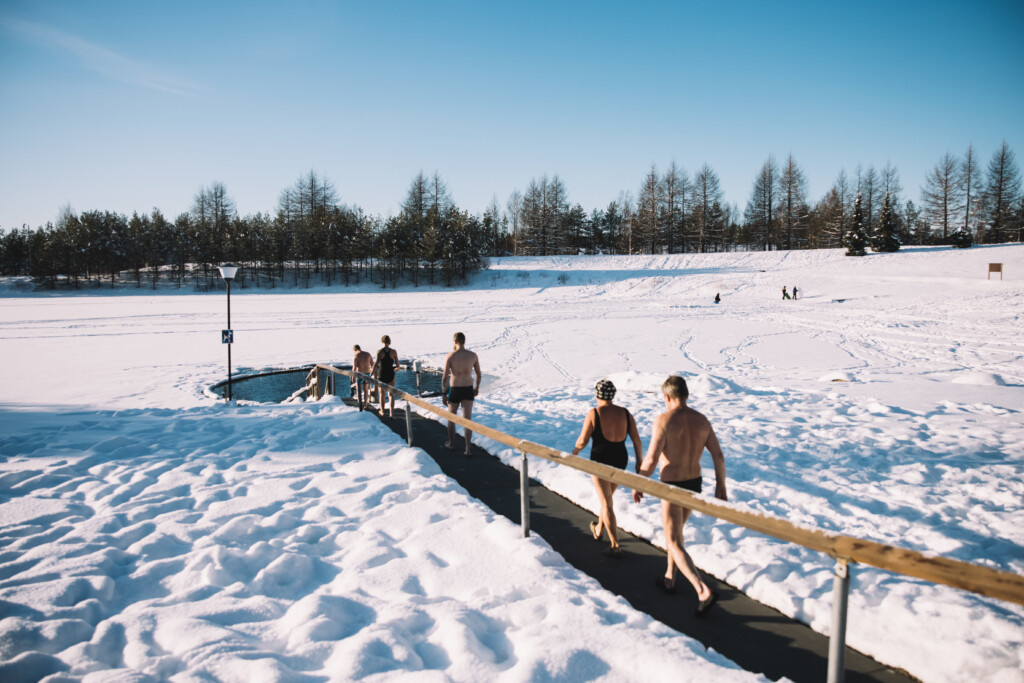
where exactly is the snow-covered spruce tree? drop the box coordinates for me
[950,228,973,248]
[872,191,901,252]
[843,192,868,256]
[981,140,1022,243]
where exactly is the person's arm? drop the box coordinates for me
[634,416,664,502]
[473,356,482,396]
[392,349,399,370]
[571,409,595,456]
[706,425,727,502]
[626,412,643,473]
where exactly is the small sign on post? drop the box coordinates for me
[988,263,1003,280]
[222,329,234,344]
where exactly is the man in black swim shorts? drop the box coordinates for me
[635,375,727,614]
[442,332,481,456]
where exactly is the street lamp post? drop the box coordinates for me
[218,263,239,401]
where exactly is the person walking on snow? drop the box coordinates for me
[370,335,399,418]
[572,379,643,558]
[442,332,481,456]
[635,375,727,615]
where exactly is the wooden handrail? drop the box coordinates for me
[313,364,1024,607]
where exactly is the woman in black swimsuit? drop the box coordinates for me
[572,379,643,557]
[370,334,399,418]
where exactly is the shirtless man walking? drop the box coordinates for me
[352,345,373,405]
[441,332,481,456]
[635,375,727,615]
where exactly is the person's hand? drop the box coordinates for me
[442,396,448,406]
[473,388,479,397]
[715,483,728,502]
[633,491,643,503]
[571,447,580,456]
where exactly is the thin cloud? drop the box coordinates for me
[0,14,204,96]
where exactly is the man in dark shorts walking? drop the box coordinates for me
[635,375,727,614]
[352,345,373,405]
[442,332,481,456]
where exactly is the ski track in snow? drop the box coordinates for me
[1,245,1023,682]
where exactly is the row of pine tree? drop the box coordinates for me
[1,142,1020,288]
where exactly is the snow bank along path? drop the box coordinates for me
[0,401,761,681]
[1,244,1022,682]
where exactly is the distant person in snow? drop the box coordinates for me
[370,335,399,418]
[635,375,727,615]
[442,332,481,456]
[352,345,373,405]
[782,286,791,300]
[792,286,799,299]
[714,293,720,304]
[572,379,643,558]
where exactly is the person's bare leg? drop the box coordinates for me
[590,477,606,539]
[388,381,395,418]
[445,401,458,449]
[666,531,677,585]
[602,481,620,550]
[662,501,710,600]
[462,400,474,455]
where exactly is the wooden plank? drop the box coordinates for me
[314,365,1024,606]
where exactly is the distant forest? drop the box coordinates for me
[1,141,1021,290]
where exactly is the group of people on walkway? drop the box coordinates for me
[572,375,727,615]
[351,336,400,418]
[352,332,481,455]
[350,333,726,615]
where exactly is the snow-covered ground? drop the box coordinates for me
[1,245,1022,682]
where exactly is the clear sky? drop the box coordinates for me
[1,0,1021,229]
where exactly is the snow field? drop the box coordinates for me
[1,244,1023,681]
[0,400,761,681]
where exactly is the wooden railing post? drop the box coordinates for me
[827,559,851,683]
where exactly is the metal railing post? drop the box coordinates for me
[827,559,851,683]
[520,450,530,538]
[405,400,414,446]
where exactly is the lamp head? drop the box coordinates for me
[218,263,239,281]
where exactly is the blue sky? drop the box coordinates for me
[1,0,1021,229]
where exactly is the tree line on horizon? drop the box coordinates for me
[0,141,1021,289]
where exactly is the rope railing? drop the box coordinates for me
[306,362,1024,682]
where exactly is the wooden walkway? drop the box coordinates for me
[355,399,917,683]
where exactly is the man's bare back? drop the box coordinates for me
[651,406,721,484]
[353,348,373,374]
[444,348,480,391]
